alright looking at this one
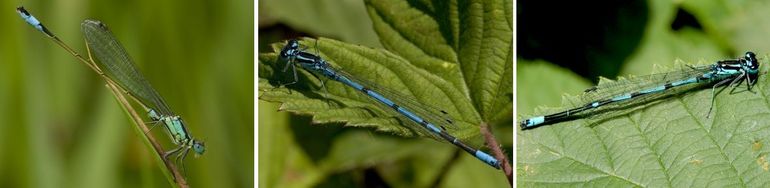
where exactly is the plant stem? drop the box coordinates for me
[81,43,189,187]
[105,80,189,188]
[481,122,512,186]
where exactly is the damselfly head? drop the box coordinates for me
[279,39,301,60]
[745,52,759,69]
[744,51,760,81]
[192,140,205,156]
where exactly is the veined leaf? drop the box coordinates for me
[260,37,485,143]
[518,53,770,187]
[258,0,511,147]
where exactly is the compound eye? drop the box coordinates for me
[279,40,301,58]
[193,141,206,155]
[746,52,756,59]
[744,52,759,69]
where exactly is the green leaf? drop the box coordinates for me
[258,101,324,188]
[681,0,770,53]
[366,0,513,123]
[517,3,770,183]
[321,131,455,187]
[258,0,511,150]
[260,37,473,142]
[258,0,382,48]
[519,63,770,186]
[518,0,770,187]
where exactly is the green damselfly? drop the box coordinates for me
[17,6,205,167]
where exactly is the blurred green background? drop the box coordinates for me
[1,0,253,187]
[259,0,510,187]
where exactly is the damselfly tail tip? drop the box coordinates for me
[16,6,29,18]
[16,5,33,14]
[489,162,501,169]
[16,6,55,38]
[16,6,34,21]
[519,120,530,130]
[16,7,27,20]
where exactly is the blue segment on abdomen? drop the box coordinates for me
[337,75,366,91]
[672,77,697,86]
[641,85,666,94]
[20,14,43,31]
[369,90,396,106]
[526,116,545,127]
[475,150,499,167]
[612,94,632,101]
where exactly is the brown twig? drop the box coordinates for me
[480,122,512,186]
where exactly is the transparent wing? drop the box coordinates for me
[82,20,174,115]
[580,65,713,103]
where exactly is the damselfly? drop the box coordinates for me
[520,52,760,129]
[277,39,501,169]
[17,6,205,166]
